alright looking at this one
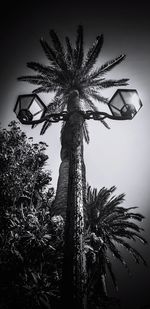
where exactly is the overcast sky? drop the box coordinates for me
[0,1,150,308]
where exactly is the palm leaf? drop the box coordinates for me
[40,37,60,68]
[96,187,116,211]
[75,25,84,69]
[50,29,68,71]
[27,61,56,77]
[81,93,98,111]
[105,193,125,209]
[113,229,147,244]
[114,237,147,266]
[40,95,66,135]
[98,78,129,88]
[106,237,131,274]
[85,184,147,295]
[91,54,126,79]
[65,36,74,66]
[32,85,56,94]
[89,90,109,104]
[50,29,65,57]
[46,94,66,115]
[106,256,118,290]
[111,221,144,233]
[40,120,52,135]
[18,75,46,85]
[123,212,145,222]
[81,92,110,128]
[83,121,90,144]
[83,34,104,75]
[86,184,97,205]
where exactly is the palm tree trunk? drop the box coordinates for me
[53,91,86,307]
[62,111,86,309]
[53,90,85,220]
[53,157,69,218]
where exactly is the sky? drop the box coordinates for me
[0,1,150,308]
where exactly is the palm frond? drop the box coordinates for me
[40,120,52,135]
[18,75,46,85]
[111,221,144,233]
[32,86,56,94]
[40,94,66,135]
[65,36,74,66]
[113,229,147,244]
[81,93,98,111]
[50,29,65,57]
[89,90,109,104]
[27,61,56,77]
[123,212,145,222]
[99,118,110,129]
[98,78,129,88]
[40,37,60,68]
[86,184,97,205]
[32,84,55,94]
[50,29,68,71]
[46,93,66,115]
[82,77,105,88]
[83,121,90,144]
[105,193,125,209]
[125,207,138,211]
[83,34,104,75]
[96,187,116,211]
[106,256,118,290]
[91,54,126,79]
[114,237,147,266]
[75,25,84,69]
[106,237,130,274]
[85,184,147,295]
[82,92,110,128]
[97,195,125,222]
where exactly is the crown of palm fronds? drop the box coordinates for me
[18,25,129,136]
[85,185,147,290]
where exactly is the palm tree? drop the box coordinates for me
[18,25,128,217]
[85,185,147,308]
[18,25,129,308]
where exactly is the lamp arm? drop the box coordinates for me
[84,111,131,121]
[19,112,69,125]
[18,110,130,125]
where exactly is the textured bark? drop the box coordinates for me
[62,111,86,309]
[53,158,69,218]
[53,90,85,219]
[53,91,87,308]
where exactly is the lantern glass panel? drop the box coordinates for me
[29,98,43,115]
[110,106,122,117]
[121,91,142,112]
[14,99,20,116]
[33,110,43,121]
[20,96,32,110]
[110,92,124,110]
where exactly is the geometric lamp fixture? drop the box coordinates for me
[14,94,46,124]
[109,89,143,119]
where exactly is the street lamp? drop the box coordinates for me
[14,94,46,124]
[14,89,142,309]
[14,89,143,125]
[109,89,142,119]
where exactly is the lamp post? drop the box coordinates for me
[14,88,142,309]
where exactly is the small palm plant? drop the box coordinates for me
[85,185,147,307]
